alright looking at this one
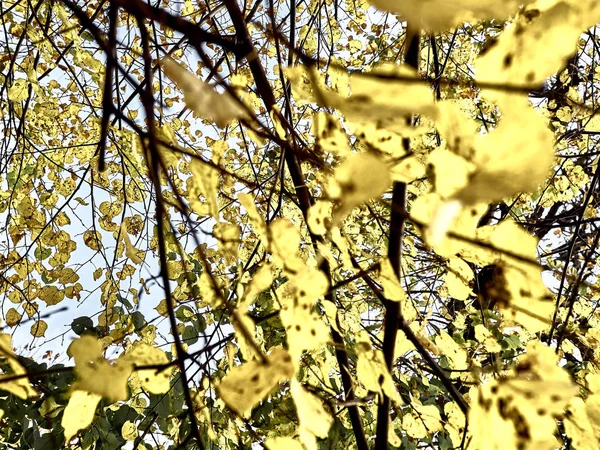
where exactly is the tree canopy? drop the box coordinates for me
[1,0,600,449]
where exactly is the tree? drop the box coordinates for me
[0,0,599,448]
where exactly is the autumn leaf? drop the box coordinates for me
[469,342,578,450]
[7,79,29,102]
[160,56,248,127]
[2,1,600,449]
[30,320,48,337]
[68,335,133,402]
[368,0,533,31]
[291,379,334,450]
[62,390,102,441]
[123,342,173,394]
[356,331,402,405]
[0,334,37,399]
[476,1,600,86]
[216,347,294,416]
[120,222,144,264]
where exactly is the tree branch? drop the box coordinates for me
[375,28,420,450]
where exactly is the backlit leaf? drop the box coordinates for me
[121,223,144,264]
[368,0,532,31]
[0,334,37,399]
[68,335,133,402]
[62,390,102,441]
[217,348,294,416]
[160,57,248,127]
[476,1,600,86]
[469,342,578,450]
[123,342,172,394]
[277,268,331,360]
[356,332,402,405]
[291,379,333,450]
[403,401,443,439]
[7,79,29,102]
[266,436,304,450]
[121,421,138,441]
[328,152,390,224]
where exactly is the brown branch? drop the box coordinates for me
[375,28,420,450]
[98,3,117,172]
[375,182,407,450]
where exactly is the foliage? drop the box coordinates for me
[0,0,599,449]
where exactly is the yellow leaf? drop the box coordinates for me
[321,301,340,333]
[428,95,554,246]
[368,0,531,31]
[30,320,47,337]
[328,152,390,224]
[62,390,102,441]
[320,64,435,125]
[232,310,261,362]
[121,421,138,441]
[469,342,577,450]
[213,222,240,263]
[38,285,65,306]
[57,268,80,284]
[356,331,402,405]
[239,262,274,309]
[187,158,219,219]
[278,268,330,360]
[216,348,294,416]
[564,397,598,450]
[476,1,600,86]
[403,401,443,439]
[83,230,102,251]
[307,200,333,236]
[474,324,502,352]
[285,65,328,106]
[268,219,305,274]
[394,322,419,359]
[155,299,168,317]
[379,258,406,302]
[445,402,466,447]
[5,308,22,327]
[0,334,37,399]
[435,331,468,371]
[389,155,426,183]
[238,193,268,243]
[266,436,304,450]
[379,258,418,322]
[24,303,38,319]
[497,264,554,333]
[270,108,287,139]
[8,79,29,102]
[160,57,248,128]
[427,148,474,198]
[121,223,144,264]
[312,112,352,157]
[445,257,473,301]
[291,379,333,450]
[123,343,172,394]
[456,95,554,206]
[68,335,133,402]
[198,266,223,307]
